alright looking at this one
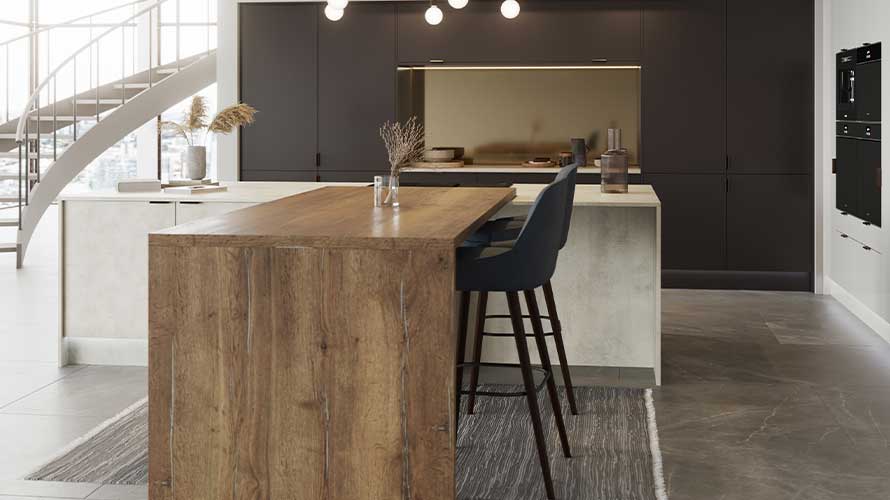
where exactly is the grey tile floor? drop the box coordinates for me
[0,289,888,499]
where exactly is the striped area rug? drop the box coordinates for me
[27,386,666,499]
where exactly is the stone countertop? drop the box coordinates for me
[59,181,660,207]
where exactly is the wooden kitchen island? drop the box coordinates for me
[147,185,515,500]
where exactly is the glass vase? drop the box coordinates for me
[374,174,399,208]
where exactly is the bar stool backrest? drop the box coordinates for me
[555,164,578,250]
[509,173,569,290]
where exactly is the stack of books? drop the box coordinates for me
[117,179,162,193]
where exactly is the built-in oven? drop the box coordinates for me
[837,43,881,122]
[837,49,857,121]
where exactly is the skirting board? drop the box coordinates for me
[826,278,890,345]
[64,337,148,366]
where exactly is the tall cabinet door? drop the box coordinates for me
[646,174,727,270]
[318,3,396,181]
[239,3,318,180]
[726,175,812,277]
[641,0,725,174]
[726,0,813,174]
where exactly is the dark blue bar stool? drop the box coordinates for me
[454,172,573,500]
[465,165,579,417]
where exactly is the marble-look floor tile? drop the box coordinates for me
[764,344,890,388]
[0,480,101,498]
[0,366,147,418]
[86,484,147,500]
[0,363,86,409]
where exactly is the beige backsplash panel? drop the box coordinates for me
[421,68,640,165]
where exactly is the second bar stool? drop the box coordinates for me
[454,173,573,500]
[466,165,579,416]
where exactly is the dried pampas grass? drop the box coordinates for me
[208,103,257,135]
[161,96,257,146]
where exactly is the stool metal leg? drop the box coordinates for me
[455,291,471,437]
[524,289,572,458]
[507,291,556,500]
[466,291,488,414]
[543,280,578,415]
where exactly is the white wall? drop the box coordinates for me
[822,0,890,341]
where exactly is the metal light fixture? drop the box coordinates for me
[500,0,520,19]
[447,0,469,8]
[324,4,344,21]
[425,3,444,25]
[327,0,349,9]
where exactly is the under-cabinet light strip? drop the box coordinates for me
[397,65,641,71]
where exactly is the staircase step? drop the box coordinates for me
[75,99,130,105]
[156,68,180,75]
[0,242,16,253]
[113,82,150,89]
[29,116,77,121]
[0,152,39,159]
[0,133,17,140]
[0,173,38,180]
[0,218,18,227]
[0,196,21,203]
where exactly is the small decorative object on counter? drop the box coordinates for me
[558,151,573,167]
[374,175,399,208]
[379,116,425,207]
[571,138,588,167]
[601,128,629,193]
[162,96,257,180]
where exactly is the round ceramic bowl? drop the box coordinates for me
[424,149,456,162]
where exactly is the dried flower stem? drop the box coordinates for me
[379,116,425,178]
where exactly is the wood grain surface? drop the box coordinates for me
[150,186,515,250]
[149,186,512,500]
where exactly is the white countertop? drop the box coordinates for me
[59,181,660,207]
[404,165,643,175]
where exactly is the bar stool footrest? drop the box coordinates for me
[457,362,550,397]
[481,314,556,338]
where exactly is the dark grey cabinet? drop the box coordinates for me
[397,1,641,64]
[726,0,813,174]
[726,175,812,274]
[239,3,318,180]
[641,0,725,174]
[318,3,397,180]
[646,174,727,270]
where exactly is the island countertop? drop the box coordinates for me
[149,185,516,249]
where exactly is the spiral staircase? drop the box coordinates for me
[0,0,217,267]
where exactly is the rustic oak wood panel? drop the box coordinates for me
[149,187,512,499]
[150,244,456,500]
[151,186,515,250]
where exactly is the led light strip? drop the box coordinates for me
[397,65,642,71]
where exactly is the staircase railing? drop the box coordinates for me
[0,0,150,124]
[11,0,216,231]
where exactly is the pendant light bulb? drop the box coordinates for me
[447,0,468,8]
[500,0,520,19]
[324,5,344,21]
[327,0,348,9]
[425,4,444,25]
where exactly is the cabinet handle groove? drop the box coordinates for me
[840,233,849,238]
[149,201,172,204]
